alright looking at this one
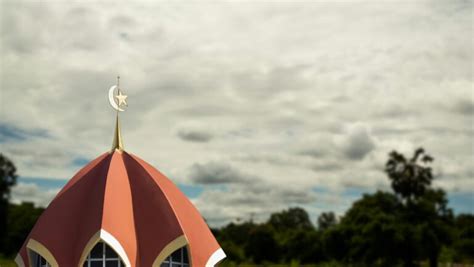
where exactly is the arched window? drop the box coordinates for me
[83,241,125,267]
[161,247,189,267]
[30,251,51,267]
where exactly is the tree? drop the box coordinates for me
[385,148,433,203]
[0,153,18,251]
[318,211,337,231]
[0,153,17,202]
[385,148,452,267]
[3,203,44,256]
[245,225,280,263]
[285,230,324,263]
[328,148,453,267]
[214,221,257,263]
[339,192,404,266]
[452,214,474,263]
[268,207,314,232]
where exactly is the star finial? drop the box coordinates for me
[114,75,128,108]
[115,90,128,107]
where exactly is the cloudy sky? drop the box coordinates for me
[1,0,472,226]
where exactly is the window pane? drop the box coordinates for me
[106,261,119,267]
[171,249,181,263]
[31,252,51,267]
[105,245,119,258]
[85,242,127,267]
[35,254,41,267]
[183,248,189,263]
[172,264,181,267]
[90,243,103,259]
[161,263,169,267]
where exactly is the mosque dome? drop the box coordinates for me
[16,79,225,267]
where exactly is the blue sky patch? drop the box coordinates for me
[449,192,474,214]
[71,157,91,167]
[0,122,50,143]
[178,184,204,198]
[19,177,68,189]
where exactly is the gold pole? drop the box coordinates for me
[111,76,124,152]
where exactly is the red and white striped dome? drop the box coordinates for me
[16,150,225,267]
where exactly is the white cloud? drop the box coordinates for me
[189,161,252,184]
[340,123,376,160]
[1,0,472,226]
[10,183,59,208]
[177,129,214,143]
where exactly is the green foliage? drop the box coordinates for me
[2,202,44,256]
[333,192,406,266]
[317,212,336,231]
[0,153,18,252]
[452,214,474,262]
[1,148,473,266]
[284,230,324,263]
[214,148,472,266]
[0,153,17,202]
[245,225,280,264]
[385,148,433,202]
[267,207,314,232]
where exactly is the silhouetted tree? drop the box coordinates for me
[216,221,256,248]
[452,214,474,262]
[285,230,324,263]
[322,224,352,261]
[318,211,337,231]
[340,192,404,266]
[384,148,452,267]
[0,153,18,252]
[245,225,280,263]
[214,221,257,263]
[385,148,433,203]
[3,202,44,256]
[268,207,313,232]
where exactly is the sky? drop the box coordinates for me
[0,0,472,227]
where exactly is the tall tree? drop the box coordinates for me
[385,148,452,267]
[0,153,17,203]
[385,147,433,203]
[0,153,18,251]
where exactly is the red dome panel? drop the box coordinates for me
[16,151,224,267]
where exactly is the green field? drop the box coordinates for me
[0,257,15,267]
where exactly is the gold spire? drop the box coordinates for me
[111,113,124,152]
[109,76,127,152]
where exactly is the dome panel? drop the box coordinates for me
[17,151,225,267]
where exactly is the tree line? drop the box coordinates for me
[0,149,473,266]
[211,149,474,267]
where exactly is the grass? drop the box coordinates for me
[0,257,15,267]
